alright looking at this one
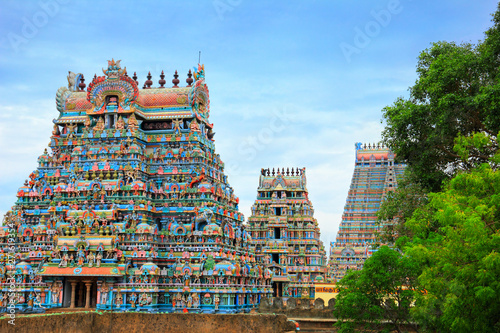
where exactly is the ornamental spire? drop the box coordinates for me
[159,70,166,88]
[172,70,180,88]
[78,75,86,91]
[145,72,153,88]
[186,69,193,87]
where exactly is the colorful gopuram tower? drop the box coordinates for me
[247,168,327,299]
[0,60,273,313]
[328,143,406,282]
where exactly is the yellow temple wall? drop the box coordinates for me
[314,283,339,303]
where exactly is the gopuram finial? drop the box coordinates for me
[78,74,86,91]
[159,70,166,88]
[145,72,153,88]
[186,69,193,87]
[172,70,180,88]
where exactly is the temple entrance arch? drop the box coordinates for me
[64,278,98,308]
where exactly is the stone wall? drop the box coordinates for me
[258,297,335,318]
[0,312,296,333]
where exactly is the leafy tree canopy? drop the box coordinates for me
[406,164,500,333]
[334,246,421,333]
[382,6,500,191]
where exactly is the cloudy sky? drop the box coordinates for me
[0,0,498,250]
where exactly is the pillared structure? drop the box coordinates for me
[247,168,327,299]
[328,143,406,281]
[0,60,272,313]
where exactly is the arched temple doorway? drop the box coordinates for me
[63,278,98,308]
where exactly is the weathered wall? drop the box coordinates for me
[0,312,295,333]
[258,297,335,318]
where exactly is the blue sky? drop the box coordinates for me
[0,0,498,250]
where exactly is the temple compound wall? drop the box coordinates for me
[247,168,327,300]
[0,60,273,314]
[257,296,336,318]
[328,143,406,281]
[0,312,295,333]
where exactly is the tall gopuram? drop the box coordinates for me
[328,143,406,282]
[247,168,327,299]
[0,60,273,313]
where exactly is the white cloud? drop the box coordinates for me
[0,100,54,178]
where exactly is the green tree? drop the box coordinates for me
[405,164,500,332]
[334,246,421,333]
[382,5,500,192]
